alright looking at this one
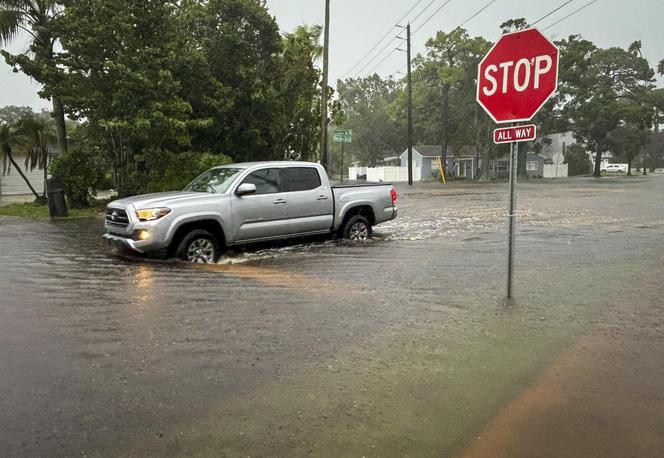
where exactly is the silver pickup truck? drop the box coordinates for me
[103,161,397,263]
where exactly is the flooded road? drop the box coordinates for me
[1,176,663,457]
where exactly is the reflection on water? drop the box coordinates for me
[132,264,155,313]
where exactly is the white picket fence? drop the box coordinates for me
[543,164,568,178]
[348,166,421,182]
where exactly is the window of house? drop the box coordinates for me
[526,161,538,171]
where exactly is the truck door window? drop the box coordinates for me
[283,167,321,192]
[242,168,282,195]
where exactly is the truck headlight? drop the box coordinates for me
[135,207,171,221]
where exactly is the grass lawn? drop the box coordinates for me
[0,202,103,219]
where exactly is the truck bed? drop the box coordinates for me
[331,182,393,189]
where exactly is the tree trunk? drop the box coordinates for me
[6,149,40,199]
[52,97,68,155]
[479,152,491,182]
[517,147,527,178]
[643,154,647,175]
[627,160,632,175]
[593,151,603,177]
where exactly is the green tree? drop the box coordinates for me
[608,125,649,175]
[337,75,405,166]
[565,143,592,176]
[412,27,494,179]
[557,36,655,177]
[52,0,196,195]
[0,0,68,154]
[0,121,41,198]
[277,25,323,161]
[500,18,528,33]
[0,105,34,124]
[177,0,283,162]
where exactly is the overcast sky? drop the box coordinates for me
[2,0,663,110]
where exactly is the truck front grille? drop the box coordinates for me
[106,207,130,227]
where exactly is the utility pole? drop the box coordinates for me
[406,23,413,185]
[320,0,330,171]
[396,23,413,185]
[442,84,449,180]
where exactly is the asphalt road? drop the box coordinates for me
[1,175,663,457]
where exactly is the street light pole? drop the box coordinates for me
[320,0,330,171]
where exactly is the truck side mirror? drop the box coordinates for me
[235,183,257,196]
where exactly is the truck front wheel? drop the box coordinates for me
[175,229,221,264]
[342,215,372,242]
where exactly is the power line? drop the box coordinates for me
[529,0,576,27]
[409,0,439,26]
[341,0,427,78]
[389,0,496,75]
[352,35,402,77]
[413,0,454,34]
[365,47,402,76]
[459,0,498,28]
[542,0,598,31]
[347,0,444,79]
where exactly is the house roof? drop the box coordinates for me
[399,144,478,159]
[413,145,444,157]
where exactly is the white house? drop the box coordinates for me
[538,131,613,172]
[398,145,477,180]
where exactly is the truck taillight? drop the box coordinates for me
[390,188,397,205]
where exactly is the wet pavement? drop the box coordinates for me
[1,176,663,457]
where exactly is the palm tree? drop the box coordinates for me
[18,113,56,197]
[0,122,41,199]
[0,0,68,155]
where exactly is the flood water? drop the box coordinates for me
[1,176,663,457]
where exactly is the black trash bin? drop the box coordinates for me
[47,177,68,217]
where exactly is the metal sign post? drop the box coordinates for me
[507,136,518,299]
[333,130,352,182]
[476,27,559,299]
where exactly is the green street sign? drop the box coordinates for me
[333,129,352,143]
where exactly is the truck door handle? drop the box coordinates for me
[273,199,287,204]
[316,195,328,200]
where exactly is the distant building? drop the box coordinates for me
[398,145,478,180]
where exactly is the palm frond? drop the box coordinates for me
[15,114,57,170]
[0,9,23,43]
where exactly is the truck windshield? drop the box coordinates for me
[185,167,244,194]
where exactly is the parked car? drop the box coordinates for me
[601,164,628,174]
[103,161,398,263]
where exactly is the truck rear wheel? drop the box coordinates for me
[175,229,221,264]
[342,215,372,242]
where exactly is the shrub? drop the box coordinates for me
[50,145,106,208]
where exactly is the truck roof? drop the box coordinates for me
[214,161,322,169]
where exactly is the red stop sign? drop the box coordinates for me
[477,28,559,124]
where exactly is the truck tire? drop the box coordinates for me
[175,229,221,264]
[342,215,372,242]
